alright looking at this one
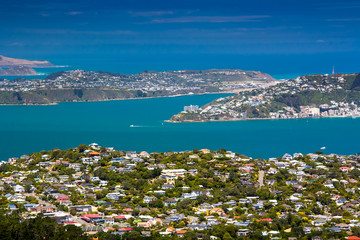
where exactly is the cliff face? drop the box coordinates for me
[0,55,54,67]
[0,66,37,75]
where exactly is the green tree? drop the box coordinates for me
[223,232,234,240]
[24,184,32,193]
[77,144,88,153]
[184,231,197,240]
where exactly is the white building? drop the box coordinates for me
[184,105,199,112]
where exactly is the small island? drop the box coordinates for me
[169,73,360,122]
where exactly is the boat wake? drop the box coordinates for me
[130,124,164,128]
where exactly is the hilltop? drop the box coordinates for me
[170,72,360,122]
[0,55,54,68]
[2,144,360,239]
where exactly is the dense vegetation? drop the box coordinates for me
[0,86,225,105]
[0,213,88,240]
[0,88,186,105]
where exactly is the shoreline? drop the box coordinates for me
[0,73,47,77]
[0,102,58,106]
[166,115,360,123]
[0,91,234,106]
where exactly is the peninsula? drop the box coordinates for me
[1,144,360,239]
[170,72,360,122]
[0,55,54,68]
[0,65,38,76]
[0,69,276,105]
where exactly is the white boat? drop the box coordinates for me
[130,125,134,127]
[320,147,326,150]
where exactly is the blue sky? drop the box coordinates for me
[1,0,360,74]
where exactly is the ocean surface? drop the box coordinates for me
[1,93,360,161]
[4,52,358,78]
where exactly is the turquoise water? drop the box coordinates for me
[1,93,360,161]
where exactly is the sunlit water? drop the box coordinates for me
[1,93,360,160]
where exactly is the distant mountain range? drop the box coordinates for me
[0,55,54,68]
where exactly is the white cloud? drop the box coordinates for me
[129,11,174,17]
[151,15,271,23]
[66,11,83,16]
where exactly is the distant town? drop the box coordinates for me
[2,69,275,92]
[170,73,360,122]
[1,144,360,239]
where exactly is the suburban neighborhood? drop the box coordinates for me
[170,73,360,122]
[0,69,275,93]
[1,143,360,239]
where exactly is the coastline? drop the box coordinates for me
[0,73,47,77]
[166,115,360,123]
[0,102,58,106]
[0,91,234,106]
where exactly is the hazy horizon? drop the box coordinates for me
[1,0,359,75]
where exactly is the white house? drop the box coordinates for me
[14,184,25,193]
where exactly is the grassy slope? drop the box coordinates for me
[0,89,137,104]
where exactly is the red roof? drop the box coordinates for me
[244,163,254,166]
[89,151,100,156]
[116,215,126,219]
[348,237,360,240]
[258,218,273,222]
[119,228,132,232]
[57,197,69,201]
[81,214,100,218]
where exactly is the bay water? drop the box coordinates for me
[1,93,360,161]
